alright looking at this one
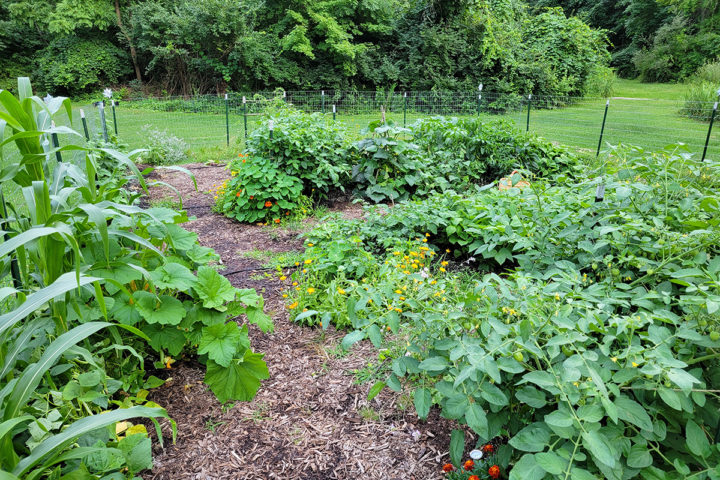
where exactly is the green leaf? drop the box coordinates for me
[195,266,236,311]
[414,388,431,420]
[658,387,682,411]
[204,350,269,403]
[615,395,653,431]
[367,381,385,401]
[510,423,550,452]
[685,420,710,458]
[118,433,152,473]
[626,444,653,468]
[479,382,508,406]
[133,291,186,325]
[581,429,616,467]
[418,356,449,373]
[142,323,187,355]
[198,323,248,367]
[509,453,546,480]
[341,330,365,350]
[516,386,547,408]
[535,451,566,475]
[465,403,488,438]
[150,263,197,290]
[246,306,273,333]
[449,429,464,467]
[667,368,700,391]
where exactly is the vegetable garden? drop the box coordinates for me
[2,78,720,479]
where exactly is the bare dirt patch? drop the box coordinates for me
[143,163,460,480]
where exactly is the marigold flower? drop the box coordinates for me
[308,243,314,247]
[442,464,454,472]
[469,476,480,480]
[304,259,312,264]
[307,287,315,294]
[274,218,280,223]
[464,460,474,470]
[439,267,446,272]
[287,302,298,310]
[337,288,346,295]
[441,261,449,266]
[250,195,254,199]
[265,201,273,207]
[488,465,500,479]
[280,276,287,281]
[482,444,494,454]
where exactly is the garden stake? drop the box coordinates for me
[242,96,248,140]
[477,84,483,116]
[596,99,610,157]
[50,121,62,163]
[701,101,717,162]
[321,90,325,114]
[224,93,230,146]
[595,184,605,203]
[111,100,118,135]
[403,92,408,127]
[268,119,274,140]
[80,109,90,141]
[97,101,109,143]
[332,104,336,121]
[526,94,532,132]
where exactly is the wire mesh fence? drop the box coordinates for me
[89,90,718,159]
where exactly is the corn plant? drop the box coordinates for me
[0,78,270,478]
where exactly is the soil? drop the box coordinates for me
[141,163,463,480]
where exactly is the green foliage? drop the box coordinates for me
[244,110,352,197]
[33,36,131,96]
[140,126,190,165]
[0,78,272,477]
[285,141,720,478]
[215,155,304,223]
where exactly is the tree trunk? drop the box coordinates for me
[114,0,142,83]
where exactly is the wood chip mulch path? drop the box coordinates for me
[141,163,464,480]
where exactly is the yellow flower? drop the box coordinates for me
[338,288,346,295]
[308,243,314,247]
[282,294,288,298]
[611,357,617,362]
[295,262,300,266]
[302,269,307,273]
[292,282,298,286]
[632,362,639,367]
[393,251,401,256]
[430,280,437,285]
[400,296,405,300]
[395,289,402,294]
[446,249,451,253]
[441,261,449,266]
[279,275,287,281]
[425,233,430,237]
[287,302,298,310]
[554,293,560,301]
[304,259,312,265]
[422,238,427,243]
[439,267,446,272]
[394,308,402,313]
[307,287,316,294]
[403,270,411,275]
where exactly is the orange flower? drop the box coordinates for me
[274,218,280,223]
[286,211,290,215]
[265,201,273,207]
[463,460,474,470]
[482,444,494,454]
[250,195,254,199]
[242,159,246,163]
[469,476,480,480]
[236,192,241,197]
[488,465,500,479]
[442,464,454,473]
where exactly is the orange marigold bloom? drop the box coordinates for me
[463,460,474,470]
[482,444,494,454]
[488,465,500,479]
[274,218,280,223]
[249,196,254,199]
[442,464,454,473]
[265,201,272,207]
[469,476,480,480]
[236,192,241,197]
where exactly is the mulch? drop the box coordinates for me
[140,162,466,480]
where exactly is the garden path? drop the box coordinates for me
[142,163,457,480]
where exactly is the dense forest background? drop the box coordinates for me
[0,0,717,97]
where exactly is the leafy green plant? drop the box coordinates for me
[140,125,190,165]
[215,154,303,223]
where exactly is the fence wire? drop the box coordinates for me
[101,90,717,158]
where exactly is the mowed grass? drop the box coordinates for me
[105,78,718,160]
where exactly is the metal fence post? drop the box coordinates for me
[596,99,610,157]
[477,84,483,116]
[526,94,532,132]
[702,101,718,162]
[269,119,274,140]
[242,96,248,140]
[321,90,325,114]
[111,100,118,135]
[80,108,90,141]
[403,92,408,127]
[332,104,336,121]
[50,121,62,163]
[224,93,230,146]
[97,102,109,143]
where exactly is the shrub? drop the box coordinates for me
[215,154,304,223]
[680,82,720,121]
[244,109,352,198]
[140,125,190,165]
[584,65,616,97]
[33,36,131,96]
